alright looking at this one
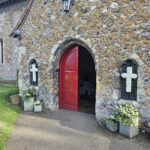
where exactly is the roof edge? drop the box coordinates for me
[10,0,34,37]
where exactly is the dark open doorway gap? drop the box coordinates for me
[78,46,96,114]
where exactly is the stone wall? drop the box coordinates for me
[19,0,150,124]
[0,0,28,83]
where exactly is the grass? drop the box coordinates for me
[0,84,19,150]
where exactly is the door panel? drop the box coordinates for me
[59,45,78,111]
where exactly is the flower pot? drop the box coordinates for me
[106,120,119,132]
[119,122,139,138]
[23,98,34,111]
[34,104,42,112]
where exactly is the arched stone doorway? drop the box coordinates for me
[59,44,96,114]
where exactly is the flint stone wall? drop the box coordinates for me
[0,0,28,83]
[19,0,150,125]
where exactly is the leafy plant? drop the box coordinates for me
[144,120,150,128]
[22,89,35,101]
[106,114,118,128]
[34,99,42,106]
[107,114,117,123]
[115,103,139,128]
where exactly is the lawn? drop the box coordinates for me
[0,84,19,150]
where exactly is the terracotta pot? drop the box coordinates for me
[10,95,21,105]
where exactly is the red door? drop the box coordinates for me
[59,45,78,111]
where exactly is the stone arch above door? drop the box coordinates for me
[52,38,97,72]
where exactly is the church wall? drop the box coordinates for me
[19,0,150,125]
[0,1,28,83]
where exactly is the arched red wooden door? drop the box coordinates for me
[59,45,78,111]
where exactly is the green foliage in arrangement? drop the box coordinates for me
[106,103,139,128]
[22,88,35,101]
[107,115,117,124]
[34,99,42,106]
[115,103,139,128]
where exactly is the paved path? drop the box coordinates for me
[5,110,150,150]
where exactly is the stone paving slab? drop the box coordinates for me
[5,110,150,150]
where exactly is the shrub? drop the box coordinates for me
[22,89,35,101]
[115,103,139,128]
[34,99,42,106]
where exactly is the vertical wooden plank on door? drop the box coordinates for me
[59,45,78,111]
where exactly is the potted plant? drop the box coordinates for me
[34,99,42,112]
[106,115,119,132]
[22,89,35,111]
[115,103,139,138]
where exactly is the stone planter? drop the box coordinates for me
[10,95,21,105]
[34,104,42,112]
[106,120,119,132]
[23,98,34,111]
[119,122,139,138]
